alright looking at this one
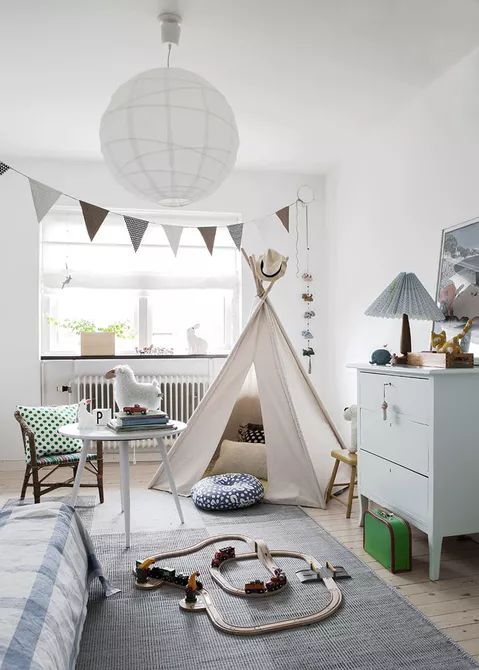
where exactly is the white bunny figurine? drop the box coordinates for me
[186,324,208,354]
[77,399,96,429]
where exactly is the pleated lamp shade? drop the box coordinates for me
[365,272,445,356]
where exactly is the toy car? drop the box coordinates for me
[123,404,148,415]
[211,546,235,567]
[245,580,266,594]
[266,569,287,591]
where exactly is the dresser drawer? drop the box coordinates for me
[360,450,429,524]
[359,372,430,423]
[360,407,429,475]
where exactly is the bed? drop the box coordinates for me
[0,501,116,670]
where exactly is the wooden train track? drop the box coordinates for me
[135,534,343,635]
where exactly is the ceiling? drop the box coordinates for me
[1,0,479,173]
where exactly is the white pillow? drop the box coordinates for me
[211,439,267,480]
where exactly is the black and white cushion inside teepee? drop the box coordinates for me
[191,473,264,510]
[238,422,265,443]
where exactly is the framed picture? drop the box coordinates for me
[435,216,479,356]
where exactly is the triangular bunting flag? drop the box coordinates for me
[124,216,149,252]
[29,179,61,223]
[163,225,183,256]
[276,205,290,232]
[227,223,243,251]
[0,162,9,175]
[80,201,109,241]
[198,226,217,255]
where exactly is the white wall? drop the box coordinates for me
[0,172,41,460]
[0,158,324,461]
[321,46,479,440]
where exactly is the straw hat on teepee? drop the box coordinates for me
[255,249,288,283]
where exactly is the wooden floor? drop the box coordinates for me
[308,497,479,662]
[2,462,479,662]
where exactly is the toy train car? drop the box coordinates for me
[245,579,266,594]
[136,563,203,590]
[150,566,175,581]
[265,569,287,592]
[211,546,236,568]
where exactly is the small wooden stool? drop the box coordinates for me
[326,449,357,518]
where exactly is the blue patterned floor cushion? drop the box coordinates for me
[191,473,264,511]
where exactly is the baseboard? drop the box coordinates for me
[103,452,161,463]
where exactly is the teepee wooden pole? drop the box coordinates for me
[241,248,265,297]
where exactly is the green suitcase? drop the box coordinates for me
[363,508,412,573]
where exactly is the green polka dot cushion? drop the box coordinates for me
[17,404,81,463]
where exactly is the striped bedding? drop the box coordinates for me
[0,501,117,670]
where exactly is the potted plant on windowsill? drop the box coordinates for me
[47,318,135,356]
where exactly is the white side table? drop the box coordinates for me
[58,422,186,548]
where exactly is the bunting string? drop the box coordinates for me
[0,158,301,256]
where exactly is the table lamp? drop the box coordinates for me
[365,272,445,361]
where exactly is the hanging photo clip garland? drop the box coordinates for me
[297,186,315,374]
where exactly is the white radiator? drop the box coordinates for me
[70,373,210,454]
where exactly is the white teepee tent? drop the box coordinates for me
[149,251,345,508]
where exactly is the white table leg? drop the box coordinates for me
[119,444,131,548]
[157,437,184,524]
[71,440,90,506]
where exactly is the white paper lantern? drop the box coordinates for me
[100,67,239,207]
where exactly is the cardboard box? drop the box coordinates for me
[80,332,115,356]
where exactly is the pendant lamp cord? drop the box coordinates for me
[167,43,172,68]
[295,200,300,277]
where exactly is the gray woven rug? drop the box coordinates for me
[77,504,477,670]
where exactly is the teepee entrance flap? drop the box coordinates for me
[149,302,263,496]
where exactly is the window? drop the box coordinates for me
[41,205,241,355]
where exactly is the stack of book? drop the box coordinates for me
[107,410,175,433]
